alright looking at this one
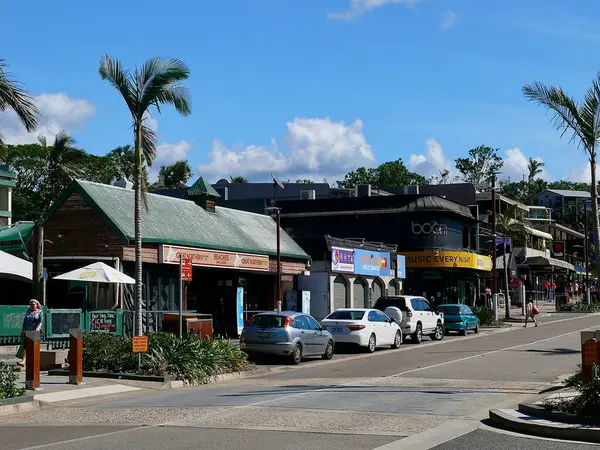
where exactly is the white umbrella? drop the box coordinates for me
[54,262,134,309]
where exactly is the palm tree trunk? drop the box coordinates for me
[503,238,511,319]
[590,153,600,280]
[134,126,143,337]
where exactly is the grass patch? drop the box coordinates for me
[0,362,25,400]
[82,332,248,385]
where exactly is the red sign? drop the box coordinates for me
[182,257,193,281]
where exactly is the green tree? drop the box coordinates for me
[39,131,86,200]
[106,145,149,187]
[0,59,38,146]
[495,206,529,319]
[527,158,545,183]
[99,55,191,336]
[229,176,247,184]
[431,169,459,185]
[523,77,600,278]
[150,160,192,189]
[501,179,547,204]
[455,145,503,190]
[337,159,425,188]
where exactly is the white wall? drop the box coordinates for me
[298,271,330,320]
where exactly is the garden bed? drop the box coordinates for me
[541,367,600,422]
[559,302,600,314]
[0,361,25,401]
[79,332,249,385]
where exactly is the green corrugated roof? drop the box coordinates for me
[47,180,308,260]
[188,176,220,198]
[0,221,34,254]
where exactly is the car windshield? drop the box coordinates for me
[374,297,409,311]
[326,310,366,320]
[249,314,287,328]
[438,305,461,315]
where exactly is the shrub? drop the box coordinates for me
[82,332,248,384]
[473,307,501,326]
[559,302,600,313]
[545,365,600,418]
[0,362,25,400]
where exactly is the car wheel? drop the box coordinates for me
[391,330,403,349]
[366,334,376,353]
[460,324,468,336]
[431,322,444,341]
[291,344,302,365]
[412,323,423,344]
[474,323,480,334]
[322,341,334,360]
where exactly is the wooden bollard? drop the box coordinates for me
[68,328,83,385]
[582,337,599,384]
[25,330,41,390]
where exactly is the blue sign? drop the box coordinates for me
[354,249,391,277]
[236,287,244,335]
[397,255,406,279]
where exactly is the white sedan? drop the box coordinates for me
[321,308,402,353]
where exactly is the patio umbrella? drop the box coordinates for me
[53,262,134,309]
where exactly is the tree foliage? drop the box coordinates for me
[0,59,38,146]
[149,160,192,190]
[337,159,425,189]
[229,176,247,184]
[455,145,503,190]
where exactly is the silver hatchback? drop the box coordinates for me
[240,311,335,365]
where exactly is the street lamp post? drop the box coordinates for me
[265,205,282,311]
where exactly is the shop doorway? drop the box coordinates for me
[372,278,384,304]
[333,275,347,311]
[353,277,368,308]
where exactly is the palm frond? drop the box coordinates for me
[139,123,157,167]
[99,55,136,114]
[0,59,38,144]
[581,72,600,151]
[523,82,590,150]
[155,84,192,116]
[135,58,191,115]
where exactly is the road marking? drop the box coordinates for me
[33,385,141,404]
[253,313,600,376]
[391,323,600,377]
[371,420,480,450]
[19,425,150,450]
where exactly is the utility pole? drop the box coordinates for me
[276,208,282,310]
[491,174,498,296]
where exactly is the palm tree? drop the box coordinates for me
[99,55,191,336]
[527,158,545,184]
[230,176,248,183]
[495,206,528,319]
[0,59,38,145]
[523,77,600,275]
[39,131,85,200]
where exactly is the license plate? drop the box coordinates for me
[257,331,270,338]
[331,327,345,333]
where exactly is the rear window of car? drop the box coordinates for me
[249,315,287,328]
[374,297,409,311]
[326,310,366,320]
[438,305,461,315]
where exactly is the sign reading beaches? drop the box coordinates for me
[160,245,270,272]
[402,251,492,271]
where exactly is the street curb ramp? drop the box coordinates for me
[489,409,600,443]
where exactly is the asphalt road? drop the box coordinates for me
[1,312,599,450]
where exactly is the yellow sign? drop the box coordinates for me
[132,336,149,353]
[403,251,492,271]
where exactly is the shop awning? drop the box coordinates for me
[524,226,553,240]
[0,221,34,254]
[0,250,32,281]
[522,256,575,272]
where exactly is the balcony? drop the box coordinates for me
[513,246,550,261]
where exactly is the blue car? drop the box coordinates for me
[437,304,479,336]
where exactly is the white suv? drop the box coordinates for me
[373,296,445,343]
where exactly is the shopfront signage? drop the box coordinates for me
[354,249,391,277]
[132,336,148,353]
[181,257,193,281]
[160,245,269,272]
[331,247,354,273]
[396,255,406,279]
[402,251,492,271]
[411,221,448,235]
[551,241,566,260]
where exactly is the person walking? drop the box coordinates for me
[524,300,539,327]
[16,299,43,367]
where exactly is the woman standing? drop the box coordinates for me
[16,299,43,367]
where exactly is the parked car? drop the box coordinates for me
[320,308,403,353]
[373,296,444,344]
[437,304,479,335]
[239,311,334,365]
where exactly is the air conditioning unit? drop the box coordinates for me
[300,190,316,200]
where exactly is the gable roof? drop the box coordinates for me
[44,180,309,260]
[541,189,591,199]
[187,177,220,198]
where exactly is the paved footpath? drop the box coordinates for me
[1,312,599,450]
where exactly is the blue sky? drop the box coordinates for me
[1,0,600,184]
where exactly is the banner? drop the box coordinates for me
[354,249,391,277]
[397,255,406,279]
[403,251,492,271]
[160,245,269,271]
[331,247,354,273]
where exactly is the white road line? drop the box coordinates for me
[19,425,150,450]
[391,323,599,377]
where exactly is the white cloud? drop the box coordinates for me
[440,10,457,31]
[149,140,194,183]
[197,117,376,182]
[408,138,454,178]
[566,161,598,183]
[0,92,95,144]
[503,147,551,181]
[328,0,422,21]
